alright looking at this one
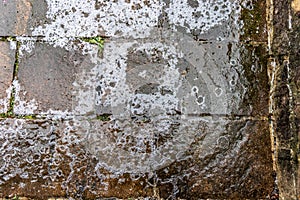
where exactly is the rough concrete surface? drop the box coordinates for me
[0,0,298,199]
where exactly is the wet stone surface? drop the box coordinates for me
[0,41,15,113]
[0,118,273,199]
[271,0,300,199]
[96,36,269,118]
[0,0,283,199]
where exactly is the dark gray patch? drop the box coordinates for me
[135,83,159,94]
[187,0,199,8]
[17,43,87,112]
[160,86,173,95]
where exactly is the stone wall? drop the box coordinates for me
[0,0,298,199]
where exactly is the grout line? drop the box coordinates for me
[0,113,269,122]
[0,35,268,46]
[12,41,20,81]
[5,41,21,117]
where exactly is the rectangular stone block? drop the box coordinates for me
[0,41,15,113]
[15,38,269,119]
[14,41,96,116]
[95,39,269,118]
[0,117,274,199]
[1,0,266,41]
[156,119,274,199]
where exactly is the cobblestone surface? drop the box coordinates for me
[0,0,298,199]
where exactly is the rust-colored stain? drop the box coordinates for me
[15,0,31,35]
[292,0,300,12]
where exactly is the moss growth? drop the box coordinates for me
[19,115,37,120]
[0,113,38,119]
[240,0,266,42]
[0,113,7,118]
[0,36,17,42]
[96,114,111,121]
[6,88,15,117]
[81,36,105,49]
[11,195,19,200]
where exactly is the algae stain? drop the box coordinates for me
[80,36,105,49]
[96,113,111,121]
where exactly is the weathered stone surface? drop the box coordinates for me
[14,38,269,118]
[0,0,280,199]
[0,118,153,199]
[272,0,291,55]
[0,0,48,36]
[289,1,300,197]
[15,42,95,116]
[158,1,242,42]
[0,118,273,199]
[157,119,274,199]
[0,41,15,113]
[233,44,270,116]
[271,0,300,199]
[95,37,269,118]
[240,0,268,42]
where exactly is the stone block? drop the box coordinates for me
[0,0,48,36]
[156,119,274,199]
[0,41,15,113]
[0,117,273,199]
[95,38,269,118]
[14,42,95,116]
[159,0,242,42]
[0,0,263,41]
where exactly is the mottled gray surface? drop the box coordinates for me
[15,42,93,115]
[0,0,47,36]
[0,41,15,113]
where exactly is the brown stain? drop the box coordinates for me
[15,0,32,35]
[292,0,300,12]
